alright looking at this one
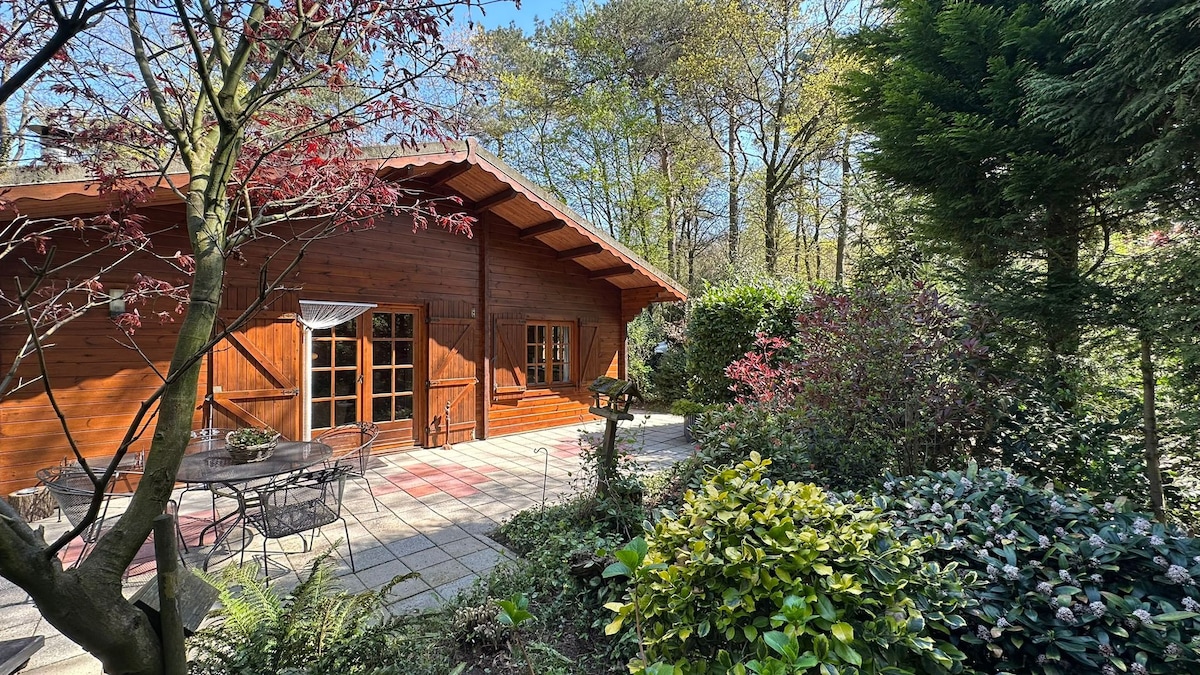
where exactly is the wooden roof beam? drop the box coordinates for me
[589,264,635,280]
[518,220,566,240]
[557,243,603,261]
[422,162,473,187]
[472,188,519,213]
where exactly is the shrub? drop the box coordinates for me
[189,554,412,675]
[690,405,819,486]
[880,463,1200,674]
[724,284,992,484]
[606,453,974,674]
[685,279,807,404]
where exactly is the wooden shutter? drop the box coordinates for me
[426,311,477,447]
[208,290,301,439]
[493,316,527,397]
[576,319,606,389]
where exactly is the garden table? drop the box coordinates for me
[176,440,332,569]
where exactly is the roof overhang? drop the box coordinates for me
[0,139,687,305]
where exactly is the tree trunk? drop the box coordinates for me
[1044,212,1082,408]
[835,133,850,285]
[655,103,678,279]
[764,165,779,276]
[727,112,740,264]
[1142,332,1166,522]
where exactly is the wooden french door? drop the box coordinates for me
[308,306,422,447]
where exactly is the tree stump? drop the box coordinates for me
[4,487,54,522]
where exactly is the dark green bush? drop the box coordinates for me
[685,279,807,404]
[880,463,1200,674]
[607,453,975,674]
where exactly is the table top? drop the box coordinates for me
[176,440,332,485]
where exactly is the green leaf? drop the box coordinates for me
[764,630,791,657]
[602,561,632,579]
[832,640,862,666]
[1154,611,1199,622]
[831,622,854,643]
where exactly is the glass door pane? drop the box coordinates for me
[369,311,415,423]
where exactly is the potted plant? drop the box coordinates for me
[225,427,280,464]
[670,399,707,442]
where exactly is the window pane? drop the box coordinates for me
[312,370,332,397]
[372,370,392,395]
[395,368,413,393]
[527,365,538,383]
[537,325,546,343]
[561,362,570,381]
[334,320,356,337]
[311,400,331,430]
[313,328,332,339]
[536,365,545,383]
[397,313,414,339]
[527,325,536,343]
[312,341,331,368]
[334,370,357,397]
[372,396,391,423]
[396,341,413,365]
[335,341,357,367]
[372,313,392,338]
[395,395,413,420]
[372,340,392,366]
[335,399,357,425]
[552,364,562,382]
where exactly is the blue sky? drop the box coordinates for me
[459,0,569,32]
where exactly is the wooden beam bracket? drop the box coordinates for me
[518,220,566,240]
[589,264,635,280]
[557,243,603,261]
[473,188,519,213]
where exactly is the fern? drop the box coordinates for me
[189,550,419,674]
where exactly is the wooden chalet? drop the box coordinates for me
[0,139,686,495]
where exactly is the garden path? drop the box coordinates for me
[0,411,694,674]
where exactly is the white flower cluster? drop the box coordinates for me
[1151,535,1166,546]
[1102,665,1116,675]
[1003,564,1020,581]
[1133,518,1152,534]
[1088,601,1106,617]
[1038,534,1051,548]
[1167,564,1192,585]
[1130,663,1147,675]
[1166,642,1183,658]
[1132,608,1153,624]
[1088,534,1105,548]
[1182,596,1200,612]
[1037,581,1055,596]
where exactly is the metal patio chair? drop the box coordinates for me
[36,466,126,567]
[316,422,382,511]
[240,466,356,577]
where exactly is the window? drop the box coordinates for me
[310,310,417,432]
[526,322,571,386]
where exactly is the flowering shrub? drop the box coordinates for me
[724,285,993,485]
[879,464,1200,674]
[607,453,975,673]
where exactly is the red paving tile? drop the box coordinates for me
[457,472,490,485]
[406,464,441,477]
[404,484,440,498]
[442,483,480,498]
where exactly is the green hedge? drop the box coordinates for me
[685,279,807,404]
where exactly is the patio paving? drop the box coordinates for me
[0,411,694,674]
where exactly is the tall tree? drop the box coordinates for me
[0,1,475,673]
[841,0,1125,401]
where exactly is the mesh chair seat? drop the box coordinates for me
[241,466,355,575]
[316,422,381,511]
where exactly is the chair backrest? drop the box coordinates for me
[250,466,349,540]
[35,467,110,541]
[315,422,380,475]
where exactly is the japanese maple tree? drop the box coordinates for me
[0,1,485,673]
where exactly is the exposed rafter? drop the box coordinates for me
[472,188,519,213]
[517,220,566,240]
[589,265,634,280]
[557,243,603,261]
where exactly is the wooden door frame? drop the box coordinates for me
[301,303,425,445]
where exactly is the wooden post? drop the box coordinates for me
[152,514,187,675]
